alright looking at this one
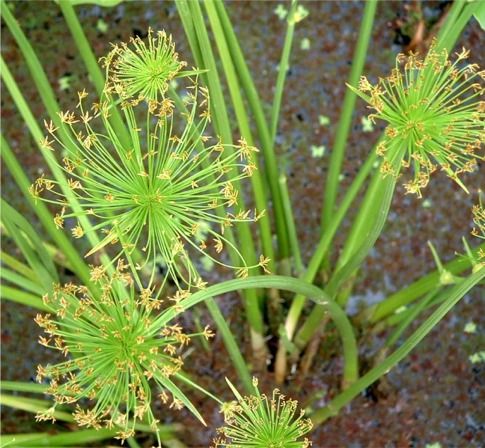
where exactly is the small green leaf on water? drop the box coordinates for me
[58,75,73,91]
[464,322,477,334]
[300,37,311,51]
[425,444,442,448]
[96,18,108,33]
[318,115,330,126]
[422,198,432,208]
[274,4,288,20]
[361,116,374,132]
[311,145,326,158]
[469,351,485,364]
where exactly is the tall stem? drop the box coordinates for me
[321,0,377,233]
[310,268,484,425]
[176,0,266,363]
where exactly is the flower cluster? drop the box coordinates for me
[34,261,211,445]
[32,45,263,289]
[351,42,484,196]
[213,378,312,447]
[102,28,186,102]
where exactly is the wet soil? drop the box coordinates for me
[1,1,484,446]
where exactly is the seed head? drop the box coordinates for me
[213,378,312,447]
[35,263,206,445]
[351,42,484,197]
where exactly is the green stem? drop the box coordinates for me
[310,267,484,425]
[435,0,465,47]
[0,250,37,280]
[321,0,377,233]
[369,242,485,322]
[204,0,275,271]
[281,151,378,344]
[1,381,47,393]
[0,394,74,422]
[333,173,398,294]
[213,0,291,259]
[270,0,297,143]
[385,288,440,348]
[0,430,118,448]
[1,286,50,312]
[1,268,44,296]
[204,298,253,393]
[151,275,358,386]
[279,173,303,273]
[1,135,91,285]
[435,0,468,51]
[293,167,398,351]
[175,0,266,360]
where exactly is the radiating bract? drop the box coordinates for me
[213,378,312,447]
[350,42,484,196]
[34,261,213,445]
[32,67,262,288]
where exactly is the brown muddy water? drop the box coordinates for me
[1,1,484,446]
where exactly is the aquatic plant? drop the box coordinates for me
[34,260,211,444]
[31,75,263,289]
[2,0,485,446]
[351,42,484,196]
[213,378,312,447]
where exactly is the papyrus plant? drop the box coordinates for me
[350,41,484,196]
[2,0,484,446]
[30,31,267,290]
[213,378,312,448]
[34,260,213,444]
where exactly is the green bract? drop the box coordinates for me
[34,262,212,445]
[32,63,263,289]
[103,28,186,102]
[213,378,312,447]
[350,42,484,196]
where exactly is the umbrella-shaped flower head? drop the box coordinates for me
[213,378,312,447]
[34,262,213,446]
[351,42,484,196]
[103,27,186,102]
[31,32,263,289]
